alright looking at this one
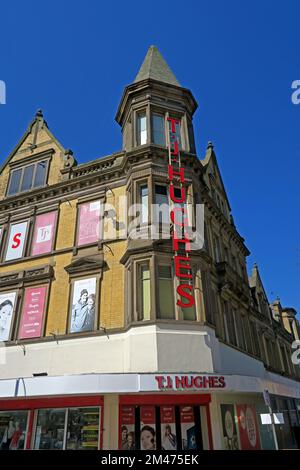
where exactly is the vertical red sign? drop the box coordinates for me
[236,404,261,450]
[167,117,195,309]
[18,286,47,339]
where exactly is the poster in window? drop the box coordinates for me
[18,286,47,339]
[5,221,28,261]
[180,406,197,449]
[0,292,17,341]
[70,277,96,333]
[0,410,29,450]
[31,211,57,256]
[220,404,239,450]
[77,201,101,246]
[140,406,156,450]
[120,406,135,450]
[161,406,177,450]
[236,404,261,450]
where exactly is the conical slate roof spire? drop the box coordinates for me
[134,46,180,86]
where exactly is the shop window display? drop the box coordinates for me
[0,411,28,450]
[66,407,100,450]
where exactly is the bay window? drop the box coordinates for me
[151,114,165,146]
[138,262,151,321]
[137,113,147,146]
[158,265,175,319]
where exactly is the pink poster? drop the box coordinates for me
[18,286,47,339]
[31,211,57,256]
[77,201,101,246]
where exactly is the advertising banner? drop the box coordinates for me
[120,406,135,450]
[140,406,156,450]
[77,201,101,246]
[5,222,28,261]
[160,406,177,450]
[236,404,261,450]
[31,211,57,255]
[0,291,17,341]
[180,406,196,450]
[18,286,47,339]
[70,277,96,333]
[220,404,239,450]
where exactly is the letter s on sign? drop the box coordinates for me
[12,233,22,249]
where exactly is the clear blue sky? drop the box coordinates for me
[0,1,299,314]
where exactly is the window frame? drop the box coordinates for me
[67,274,101,335]
[4,219,30,262]
[17,283,50,341]
[76,199,103,248]
[7,160,49,197]
[0,289,19,342]
[32,404,103,450]
[136,111,147,146]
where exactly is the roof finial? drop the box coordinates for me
[207,141,214,149]
[35,109,43,118]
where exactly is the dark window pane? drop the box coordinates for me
[34,161,47,188]
[0,410,29,450]
[20,165,34,192]
[34,408,66,449]
[66,407,100,450]
[152,114,165,146]
[7,169,22,195]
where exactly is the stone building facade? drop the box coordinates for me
[0,46,299,450]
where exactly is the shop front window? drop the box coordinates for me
[34,407,101,450]
[34,409,66,450]
[66,407,100,450]
[119,404,206,450]
[0,411,28,450]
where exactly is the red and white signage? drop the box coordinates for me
[120,406,135,450]
[167,117,195,308]
[5,221,28,261]
[236,404,261,450]
[155,374,226,390]
[31,211,57,256]
[180,406,196,449]
[18,286,47,339]
[140,406,156,450]
[77,201,101,246]
[160,406,177,450]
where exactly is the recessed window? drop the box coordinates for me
[158,265,175,319]
[140,185,148,224]
[152,114,165,146]
[137,113,147,146]
[7,160,48,196]
[139,262,151,321]
[154,185,169,225]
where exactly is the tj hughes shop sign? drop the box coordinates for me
[155,375,226,391]
[167,117,195,309]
